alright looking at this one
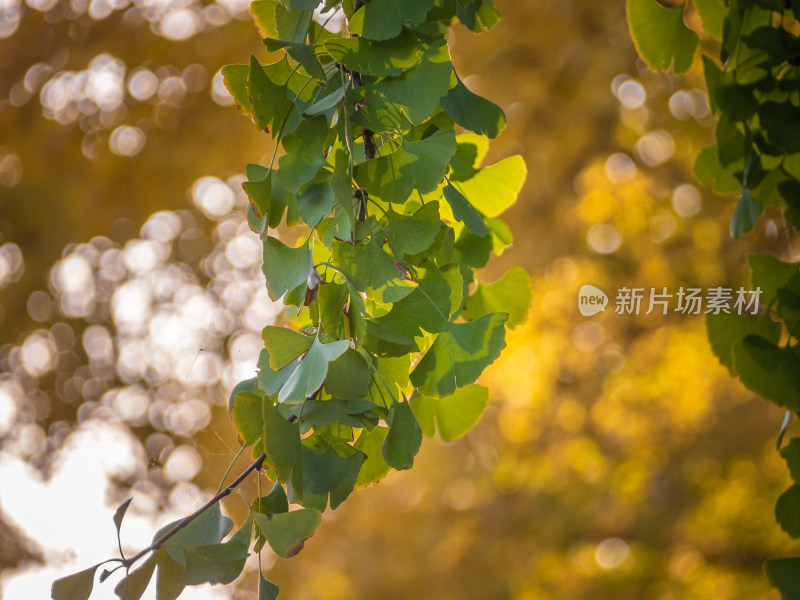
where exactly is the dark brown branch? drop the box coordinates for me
[122,452,267,568]
[351,0,376,162]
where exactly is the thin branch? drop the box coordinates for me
[122,452,267,568]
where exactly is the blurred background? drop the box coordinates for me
[2,0,799,598]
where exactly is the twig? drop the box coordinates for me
[121,452,267,568]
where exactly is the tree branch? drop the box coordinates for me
[122,452,267,569]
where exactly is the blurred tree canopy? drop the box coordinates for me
[1,0,796,599]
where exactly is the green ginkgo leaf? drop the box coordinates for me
[278,338,350,403]
[411,313,508,398]
[440,75,506,138]
[410,383,489,441]
[252,509,321,558]
[626,0,699,74]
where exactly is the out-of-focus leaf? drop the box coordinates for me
[626,0,699,74]
[461,267,531,328]
[154,549,185,600]
[113,498,132,539]
[411,313,508,398]
[781,439,800,483]
[706,312,780,371]
[732,336,800,410]
[749,254,800,306]
[113,555,157,600]
[776,484,800,538]
[259,572,280,600]
[228,377,259,414]
[693,145,742,194]
[410,383,489,441]
[250,0,278,38]
[730,186,763,238]
[52,564,101,600]
[692,0,725,40]
[252,509,321,557]
[382,400,422,470]
[766,557,800,600]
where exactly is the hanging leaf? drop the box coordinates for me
[731,336,800,411]
[354,129,457,202]
[259,572,280,600]
[776,484,800,538]
[766,557,800,600]
[263,399,301,481]
[706,312,780,371]
[354,426,391,487]
[382,400,423,470]
[461,267,531,328]
[278,338,351,403]
[114,555,157,600]
[730,186,763,238]
[324,32,421,77]
[252,509,322,557]
[262,326,314,369]
[626,0,699,74]
[410,383,489,441]
[450,154,526,218]
[262,237,312,302]
[748,254,799,306]
[443,183,488,236]
[440,75,506,138]
[348,0,435,40]
[52,564,102,600]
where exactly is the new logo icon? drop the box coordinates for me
[578,284,608,316]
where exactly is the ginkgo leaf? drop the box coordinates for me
[440,74,506,138]
[410,384,489,441]
[354,426,391,487]
[627,0,699,74]
[382,401,422,470]
[52,564,101,600]
[262,237,312,302]
[410,313,508,398]
[451,154,526,218]
[354,129,456,202]
[323,32,420,77]
[252,509,321,557]
[278,338,350,403]
[461,267,531,328]
[348,0,435,40]
[262,326,314,369]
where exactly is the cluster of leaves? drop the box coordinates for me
[628,0,800,596]
[52,0,531,598]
